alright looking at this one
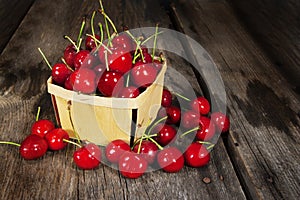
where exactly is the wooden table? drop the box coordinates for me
[0,0,299,199]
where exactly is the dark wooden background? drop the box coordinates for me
[0,0,299,199]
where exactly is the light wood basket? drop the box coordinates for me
[47,61,167,146]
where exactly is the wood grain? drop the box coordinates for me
[0,0,246,199]
[169,0,300,199]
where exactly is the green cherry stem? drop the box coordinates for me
[152,24,159,61]
[99,23,104,43]
[180,127,200,138]
[35,106,41,122]
[77,38,83,51]
[207,144,215,150]
[126,74,130,87]
[77,17,86,47]
[141,31,163,45]
[64,36,80,52]
[38,48,52,70]
[87,34,112,54]
[61,57,74,72]
[147,116,168,136]
[197,140,213,145]
[148,137,163,150]
[0,141,21,147]
[125,31,144,62]
[99,9,118,34]
[104,50,109,71]
[91,11,96,38]
[62,139,82,148]
[173,92,191,101]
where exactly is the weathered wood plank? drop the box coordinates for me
[169,0,300,199]
[229,0,300,93]
[1,0,245,199]
[0,0,35,53]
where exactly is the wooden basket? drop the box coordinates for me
[47,61,167,146]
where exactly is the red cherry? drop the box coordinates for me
[153,59,163,71]
[118,151,148,179]
[74,50,95,70]
[166,106,181,124]
[131,62,157,88]
[118,86,140,98]
[133,140,158,164]
[161,89,172,107]
[196,116,216,141]
[31,119,55,138]
[210,112,230,133]
[184,143,210,167]
[73,143,101,170]
[85,34,100,51]
[19,135,48,160]
[112,33,133,53]
[51,63,72,85]
[108,49,132,74]
[190,96,210,115]
[67,68,97,94]
[157,147,184,173]
[63,45,76,68]
[181,110,200,129]
[44,128,69,151]
[137,52,152,63]
[153,123,177,146]
[97,71,124,97]
[105,139,131,164]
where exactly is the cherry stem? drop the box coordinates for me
[0,141,21,147]
[67,106,81,144]
[35,106,41,121]
[126,74,130,87]
[38,48,52,70]
[87,34,112,54]
[63,139,81,148]
[99,9,118,34]
[77,38,83,52]
[64,36,80,52]
[126,31,144,62]
[147,133,157,138]
[152,24,159,61]
[77,17,86,47]
[148,137,163,150]
[180,127,200,138]
[61,57,74,72]
[147,116,168,136]
[197,140,213,145]
[99,23,104,44]
[141,31,163,45]
[173,92,191,101]
[104,50,109,71]
[207,144,215,150]
[91,11,96,39]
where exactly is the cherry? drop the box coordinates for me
[181,110,200,129]
[44,128,69,151]
[85,34,100,51]
[161,89,172,107]
[74,50,95,70]
[93,63,106,78]
[184,143,210,167]
[118,86,140,98]
[105,139,131,164]
[157,147,184,173]
[210,112,230,133]
[63,45,77,68]
[166,106,181,124]
[66,68,97,94]
[73,143,101,170]
[133,140,158,164]
[19,135,48,160]
[153,123,176,146]
[190,96,210,115]
[136,52,152,63]
[97,71,124,97]
[31,119,55,138]
[108,49,132,74]
[118,151,148,179]
[153,59,163,71]
[131,62,157,88]
[196,116,215,141]
[112,33,133,53]
[97,42,109,64]
[51,63,72,86]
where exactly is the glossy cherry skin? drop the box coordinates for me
[112,33,133,53]
[181,110,200,129]
[157,147,184,173]
[19,135,48,160]
[190,96,210,115]
[118,86,140,98]
[210,112,230,133]
[31,119,55,138]
[153,123,177,146]
[118,151,148,179]
[97,71,124,97]
[131,62,157,88]
[161,89,172,107]
[184,143,210,167]
[166,106,181,124]
[64,45,77,68]
[196,116,216,141]
[44,128,69,151]
[108,49,132,74]
[105,139,131,164]
[73,143,101,170]
[74,50,95,70]
[85,34,100,51]
[66,68,97,94]
[51,63,72,86]
[133,140,158,164]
